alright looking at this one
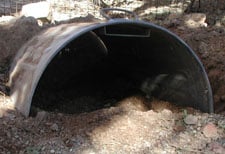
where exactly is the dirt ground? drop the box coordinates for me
[0,1,225,154]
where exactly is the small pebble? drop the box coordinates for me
[184,114,198,125]
[50,123,59,131]
[208,142,225,154]
[203,123,218,138]
[217,120,225,129]
[36,111,47,122]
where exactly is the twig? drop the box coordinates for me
[171,144,203,153]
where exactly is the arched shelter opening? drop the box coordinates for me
[8,20,213,116]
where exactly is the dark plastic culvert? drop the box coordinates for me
[8,18,213,116]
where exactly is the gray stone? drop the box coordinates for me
[50,123,59,131]
[184,114,198,125]
[35,111,47,122]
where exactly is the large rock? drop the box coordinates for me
[21,1,53,24]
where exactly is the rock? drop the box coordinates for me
[203,123,218,138]
[6,131,11,138]
[0,15,15,24]
[173,124,186,132]
[21,1,53,25]
[184,114,198,125]
[217,120,225,129]
[50,149,55,153]
[21,1,51,19]
[161,109,172,117]
[5,112,16,120]
[35,111,47,123]
[184,13,207,28]
[199,41,208,54]
[208,142,225,154]
[50,123,59,132]
[217,138,225,145]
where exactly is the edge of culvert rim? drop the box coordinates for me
[10,19,214,116]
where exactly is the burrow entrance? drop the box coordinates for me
[29,23,212,115]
